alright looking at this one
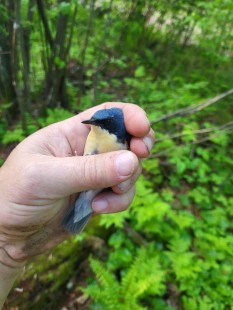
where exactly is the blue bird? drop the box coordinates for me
[63,108,131,234]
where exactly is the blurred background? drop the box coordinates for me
[1,0,233,309]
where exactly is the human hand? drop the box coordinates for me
[0,103,154,267]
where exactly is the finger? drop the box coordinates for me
[92,186,136,214]
[24,151,139,198]
[112,163,142,194]
[130,128,155,158]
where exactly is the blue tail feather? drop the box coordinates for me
[63,189,100,234]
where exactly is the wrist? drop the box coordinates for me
[0,260,24,309]
[0,237,26,308]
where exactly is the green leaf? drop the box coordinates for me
[2,128,25,144]
[134,66,145,78]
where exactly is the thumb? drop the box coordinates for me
[36,151,139,197]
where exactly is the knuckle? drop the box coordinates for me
[88,156,99,187]
[81,156,101,188]
[75,154,118,190]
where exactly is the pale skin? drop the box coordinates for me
[0,102,155,308]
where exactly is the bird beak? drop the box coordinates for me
[82,118,97,125]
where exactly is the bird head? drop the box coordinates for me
[82,108,130,144]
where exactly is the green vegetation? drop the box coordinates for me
[1,0,233,309]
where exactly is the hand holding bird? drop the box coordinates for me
[0,102,154,263]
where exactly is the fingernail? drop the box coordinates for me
[143,136,153,152]
[146,116,151,127]
[92,199,108,213]
[117,179,131,192]
[115,152,135,177]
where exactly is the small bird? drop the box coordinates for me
[63,108,131,234]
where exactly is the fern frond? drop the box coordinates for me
[90,258,117,288]
[86,251,166,310]
[87,258,122,310]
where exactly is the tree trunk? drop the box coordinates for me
[15,0,28,131]
[45,1,72,108]
[0,1,16,104]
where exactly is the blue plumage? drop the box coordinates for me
[63,108,131,234]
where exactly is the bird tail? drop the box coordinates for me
[63,189,100,234]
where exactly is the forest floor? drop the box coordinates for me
[6,235,107,309]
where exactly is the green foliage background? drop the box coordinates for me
[1,0,233,309]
